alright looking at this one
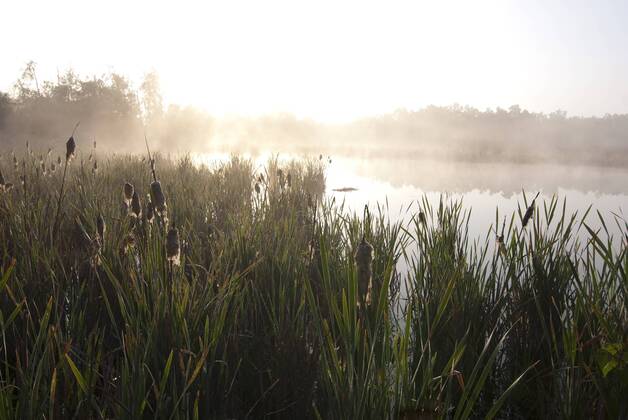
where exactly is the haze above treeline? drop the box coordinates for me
[1,64,626,167]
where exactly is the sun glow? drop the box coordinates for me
[2,1,627,121]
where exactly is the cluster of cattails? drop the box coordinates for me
[355,236,374,308]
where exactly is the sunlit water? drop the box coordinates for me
[193,152,628,249]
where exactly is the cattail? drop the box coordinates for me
[97,214,106,243]
[93,140,97,149]
[41,162,46,176]
[418,211,426,225]
[277,169,284,187]
[0,168,4,186]
[146,200,155,223]
[88,153,93,162]
[131,191,142,218]
[355,236,374,307]
[121,233,136,255]
[57,156,62,166]
[166,225,181,266]
[123,182,134,206]
[92,160,98,174]
[254,182,261,194]
[66,136,76,163]
[522,192,540,228]
[150,181,167,213]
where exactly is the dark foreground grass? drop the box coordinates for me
[0,147,625,419]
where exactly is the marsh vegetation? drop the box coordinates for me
[0,136,625,419]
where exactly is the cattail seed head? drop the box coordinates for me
[254,182,261,194]
[355,236,374,307]
[150,181,167,213]
[166,226,181,266]
[0,169,5,186]
[522,192,540,228]
[146,200,155,223]
[66,136,76,163]
[131,191,142,218]
[124,182,134,205]
[57,156,62,166]
[97,214,106,242]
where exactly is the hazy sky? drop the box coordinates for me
[1,0,627,121]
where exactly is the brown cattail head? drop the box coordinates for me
[146,200,155,223]
[124,182,134,205]
[121,233,136,256]
[355,236,374,306]
[418,211,426,225]
[150,181,167,213]
[166,226,181,266]
[254,182,261,194]
[522,192,540,228]
[57,156,62,166]
[131,191,142,218]
[97,214,106,242]
[66,136,76,163]
[0,168,5,186]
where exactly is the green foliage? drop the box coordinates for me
[0,145,625,419]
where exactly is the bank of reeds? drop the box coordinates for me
[0,145,625,419]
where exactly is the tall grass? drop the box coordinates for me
[0,146,625,419]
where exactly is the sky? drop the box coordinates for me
[1,0,627,122]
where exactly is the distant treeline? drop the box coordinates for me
[1,63,627,166]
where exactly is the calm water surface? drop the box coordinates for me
[194,152,628,246]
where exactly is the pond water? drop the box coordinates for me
[194,152,628,247]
